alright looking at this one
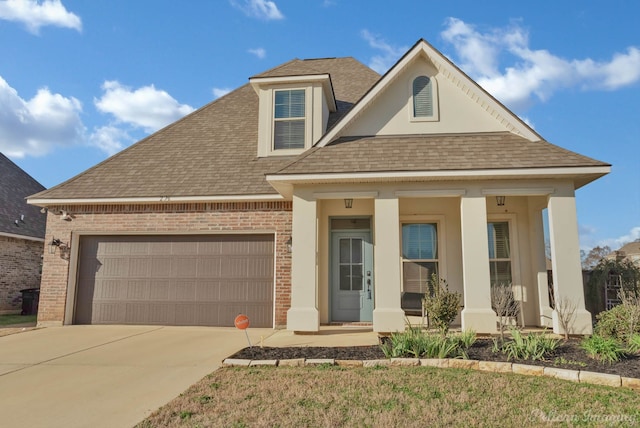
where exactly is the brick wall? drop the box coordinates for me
[0,235,43,313]
[39,202,292,327]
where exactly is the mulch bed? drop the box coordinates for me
[230,339,640,379]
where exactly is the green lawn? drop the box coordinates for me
[0,314,37,326]
[138,365,640,427]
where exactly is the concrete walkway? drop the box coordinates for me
[0,325,277,428]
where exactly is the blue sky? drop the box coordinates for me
[1,0,638,251]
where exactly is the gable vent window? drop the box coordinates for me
[274,89,305,149]
[412,76,433,117]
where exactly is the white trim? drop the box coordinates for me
[395,189,466,197]
[250,74,336,112]
[482,188,555,196]
[0,231,45,242]
[27,194,285,206]
[267,166,611,183]
[313,191,378,199]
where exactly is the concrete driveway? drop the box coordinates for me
[0,325,275,428]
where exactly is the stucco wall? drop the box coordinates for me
[39,202,292,327]
[343,56,517,137]
[0,235,43,313]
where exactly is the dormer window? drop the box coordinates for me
[250,73,336,157]
[410,74,439,122]
[274,89,305,150]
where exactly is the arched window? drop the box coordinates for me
[412,76,433,117]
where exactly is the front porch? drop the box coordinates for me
[285,181,592,335]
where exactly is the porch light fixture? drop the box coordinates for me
[496,196,506,206]
[344,198,353,209]
[48,238,68,254]
[286,236,293,253]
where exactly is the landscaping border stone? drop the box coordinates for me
[220,356,640,391]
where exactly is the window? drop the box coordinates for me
[488,222,512,286]
[274,89,305,149]
[412,76,433,117]
[402,223,438,293]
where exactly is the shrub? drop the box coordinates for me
[581,335,626,364]
[499,328,559,361]
[491,283,520,343]
[380,327,475,359]
[595,303,640,343]
[627,334,640,353]
[423,274,461,336]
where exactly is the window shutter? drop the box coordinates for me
[413,76,433,117]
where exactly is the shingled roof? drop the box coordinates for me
[0,153,45,239]
[271,133,610,175]
[30,57,380,201]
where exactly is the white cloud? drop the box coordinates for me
[0,0,81,34]
[248,47,266,59]
[440,18,640,111]
[360,30,408,74]
[230,0,283,20]
[0,75,84,157]
[580,225,640,253]
[212,87,232,99]
[94,81,194,133]
[88,125,133,156]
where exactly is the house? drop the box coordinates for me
[28,39,610,335]
[606,241,640,267]
[0,153,46,313]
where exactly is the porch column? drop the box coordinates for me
[528,200,553,327]
[547,184,592,335]
[287,193,319,332]
[373,195,405,332]
[460,191,497,333]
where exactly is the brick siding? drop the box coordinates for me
[0,235,43,313]
[39,202,292,327]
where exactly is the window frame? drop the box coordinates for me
[408,73,439,123]
[400,216,447,293]
[487,214,522,292]
[273,89,306,150]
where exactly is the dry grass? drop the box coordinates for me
[137,366,640,427]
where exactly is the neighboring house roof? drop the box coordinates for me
[0,153,46,239]
[29,58,380,203]
[606,241,640,265]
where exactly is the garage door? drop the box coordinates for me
[74,234,274,327]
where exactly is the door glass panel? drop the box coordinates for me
[351,265,363,291]
[331,218,371,230]
[339,239,350,263]
[351,238,362,263]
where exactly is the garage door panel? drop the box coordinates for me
[129,257,151,276]
[175,257,198,276]
[75,234,274,327]
[151,257,173,277]
[149,282,170,300]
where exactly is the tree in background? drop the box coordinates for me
[581,245,612,270]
